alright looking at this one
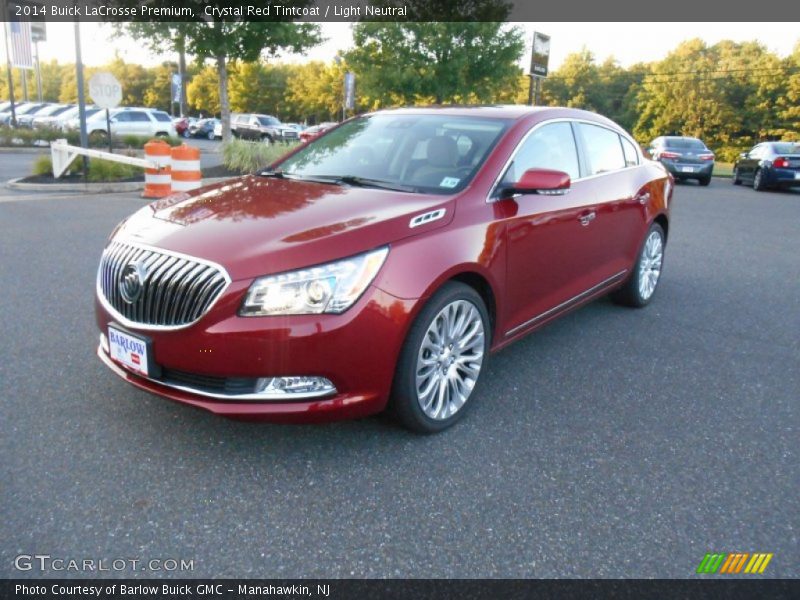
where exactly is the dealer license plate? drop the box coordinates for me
[681,166,695,173]
[794,172,800,180]
[108,326,150,376]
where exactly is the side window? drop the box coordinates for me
[621,136,639,167]
[502,121,580,185]
[129,111,150,122]
[114,112,130,122]
[580,123,626,175]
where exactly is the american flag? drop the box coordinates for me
[8,20,34,69]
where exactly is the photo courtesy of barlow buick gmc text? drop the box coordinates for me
[1,0,799,597]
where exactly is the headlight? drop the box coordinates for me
[240,247,389,316]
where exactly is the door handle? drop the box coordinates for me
[635,192,651,205]
[579,211,596,226]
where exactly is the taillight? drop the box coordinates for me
[659,151,680,159]
[699,153,715,161]
[773,157,789,168]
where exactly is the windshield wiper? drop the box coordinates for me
[311,174,417,193]
[258,169,285,178]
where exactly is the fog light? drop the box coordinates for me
[100,333,109,353]
[255,376,336,396]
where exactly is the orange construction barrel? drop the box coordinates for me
[143,139,172,199]
[171,143,202,192]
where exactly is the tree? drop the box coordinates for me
[187,64,220,117]
[776,42,800,139]
[144,63,180,113]
[345,21,524,107]
[118,13,321,140]
[229,62,294,118]
[285,61,347,123]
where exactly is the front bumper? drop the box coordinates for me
[95,284,418,422]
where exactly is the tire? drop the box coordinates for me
[390,282,490,433]
[261,134,273,144]
[207,130,215,141]
[155,132,169,139]
[698,176,711,186]
[182,130,191,139]
[732,167,741,185]
[753,168,768,191]
[611,222,666,308]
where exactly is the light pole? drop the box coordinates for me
[333,54,345,122]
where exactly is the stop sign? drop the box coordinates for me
[88,72,122,109]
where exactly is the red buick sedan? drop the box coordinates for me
[96,106,672,432]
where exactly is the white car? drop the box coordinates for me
[87,108,177,138]
[61,106,103,132]
[31,104,76,129]
[213,119,222,139]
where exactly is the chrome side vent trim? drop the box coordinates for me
[409,208,446,229]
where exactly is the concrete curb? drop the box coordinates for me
[0,146,49,154]
[4,175,237,194]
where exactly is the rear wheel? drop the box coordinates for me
[207,130,215,140]
[261,134,273,145]
[612,222,665,308]
[753,168,768,191]
[391,282,490,433]
[698,175,711,186]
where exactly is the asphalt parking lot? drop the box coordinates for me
[0,179,797,578]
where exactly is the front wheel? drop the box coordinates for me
[698,175,711,186]
[612,223,665,308]
[390,282,490,433]
[207,130,215,140]
[261,134,273,144]
[732,167,741,185]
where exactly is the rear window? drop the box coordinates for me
[580,123,626,174]
[665,138,706,150]
[153,112,172,122]
[771,143,800,154]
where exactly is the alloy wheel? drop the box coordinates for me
[638,230,664,301]
[415,299,485,420]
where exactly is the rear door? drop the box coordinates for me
[576,122,650,279]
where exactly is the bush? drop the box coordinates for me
[32,154,54,176]
[86,158,140,182]
[221,138,299,173]
[0,126,182,150]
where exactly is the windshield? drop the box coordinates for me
[258,116,280,126]
[771,142,800,154]
[277,114,510,194]
[665,138,706,150]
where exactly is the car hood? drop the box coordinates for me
[115,175,454,281]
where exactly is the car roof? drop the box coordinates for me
[363,105,629,131]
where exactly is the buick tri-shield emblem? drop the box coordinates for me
[119,259,148,304]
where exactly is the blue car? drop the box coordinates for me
[733,141,800,191]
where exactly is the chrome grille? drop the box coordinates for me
[99,241,229,328]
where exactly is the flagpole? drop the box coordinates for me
[2,9,18,127]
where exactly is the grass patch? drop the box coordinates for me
[29,154,140,182]
[713,162,733,178]
[221,138,299,174]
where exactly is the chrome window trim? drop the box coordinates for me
[96,239,232,331]
[486,117,646,203]
[97,345,336,401]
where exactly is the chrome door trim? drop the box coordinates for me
[504,269,628,337]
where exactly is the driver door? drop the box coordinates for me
[498,120,603,334]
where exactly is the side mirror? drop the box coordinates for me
[739,152,747,159]
[504,168,571,196]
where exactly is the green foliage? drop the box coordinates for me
[345,22,525,107]
[221,138,299,173]
[86,158,140,182]
[32,154,54,176]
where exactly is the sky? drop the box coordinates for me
[7,22,800,70]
